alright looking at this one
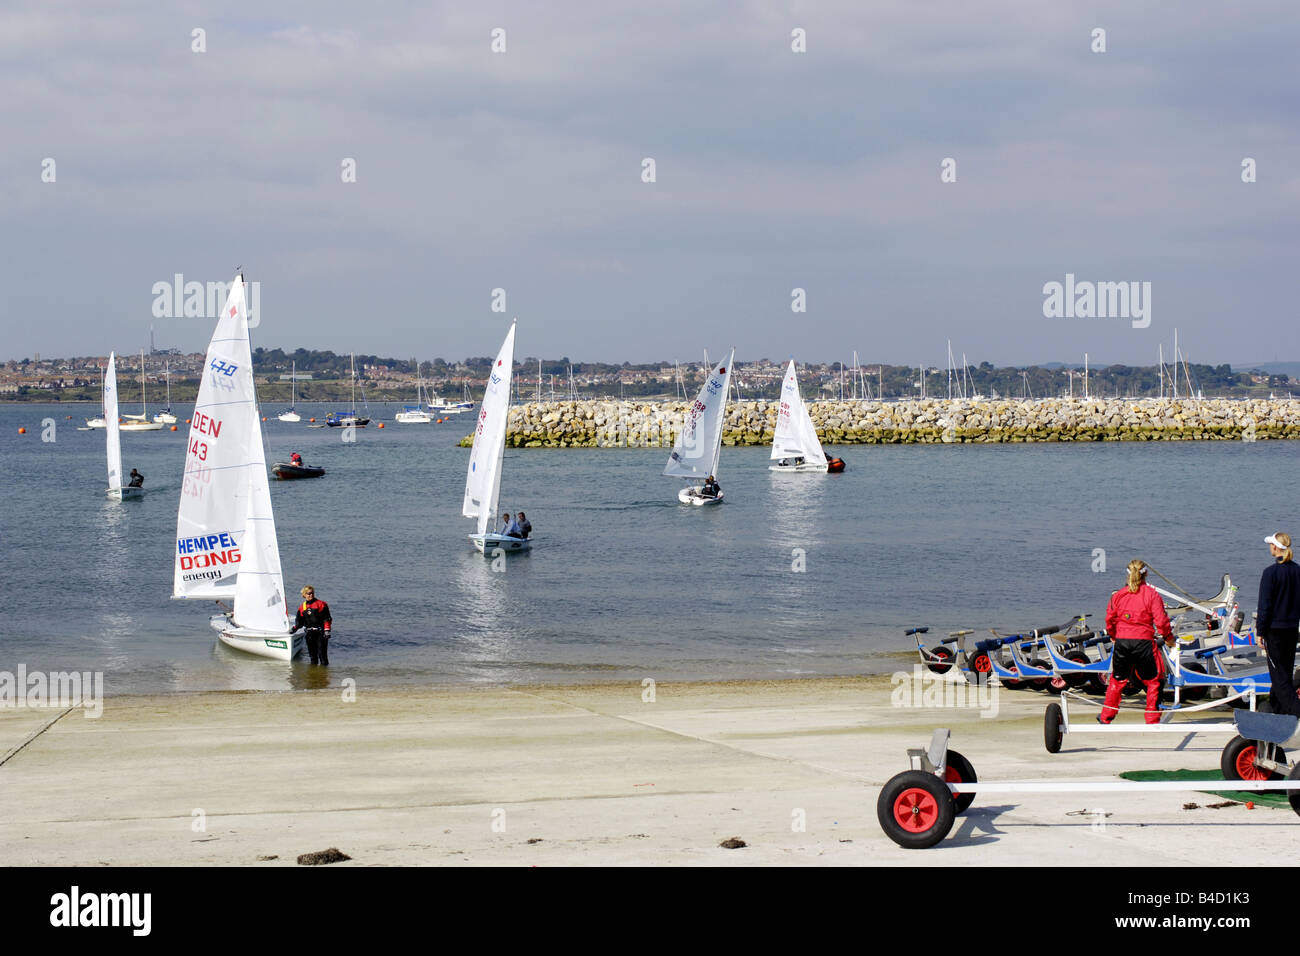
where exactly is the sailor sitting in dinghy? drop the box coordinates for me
[128,468,144,488]
[700,475,720,498]
[501,512,524,538]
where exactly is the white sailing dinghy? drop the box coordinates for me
[153,360,178,424]
[666,348,733,505]
[396,361,433,422]
[464,320,529,554]
[104,352,142,500]
[278,361,301,422]
[769,360,843,472]
[120,349,164,431]
[173,274,302,661]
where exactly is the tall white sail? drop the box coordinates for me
[772,360,827,466]
[463,321,516,535]
[173,276,258,600]
[104,352,122,493]
[231,407,290,633]
[665,348,734,479]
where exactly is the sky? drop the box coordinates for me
[3,1,1298,367]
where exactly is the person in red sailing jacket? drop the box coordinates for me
[295,585,333,665]
[1099,560,1176,724]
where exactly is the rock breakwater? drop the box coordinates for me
[458,398,1300,447]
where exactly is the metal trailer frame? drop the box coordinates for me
[879,723,1300,849]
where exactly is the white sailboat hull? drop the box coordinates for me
[769,462,829,473]
[120,420,165,431]
[395,410,432,423]
[678,487,723,505]
[153,412,178,424]
[85,418,106,429]
[277,411,301,422]
[469,533,531,554]
[108,486,144,500]
[210,615,304,660]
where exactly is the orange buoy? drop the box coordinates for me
[170,425,178,431]
[377,422,384,428]
[18,427,26,434]
[186,418,191,424]
[262,416,267,422]
[310,417,316,422]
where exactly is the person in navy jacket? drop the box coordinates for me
[1258,532,1300,716]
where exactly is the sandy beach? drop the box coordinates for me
[0,676,1291,866]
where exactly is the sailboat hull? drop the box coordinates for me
[678,487,723,505]
[108,486,144,500]
[210,616,304,660]
[769,462,829,472]
[119,421,165,432]
[470,533,531,554]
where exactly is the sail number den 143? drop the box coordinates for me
[183,412,224,498]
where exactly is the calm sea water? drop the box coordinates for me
[1,402,1295,694]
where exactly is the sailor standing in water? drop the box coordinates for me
[295,586,332,665]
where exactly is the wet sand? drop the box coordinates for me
[0,677,1289,865]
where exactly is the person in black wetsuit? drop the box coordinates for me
[517,512,531,539]
[1258,532,1300,716]
[294,585,333,665]
[128,468,144,488]
[700,475,720,498]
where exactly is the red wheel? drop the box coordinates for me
[944,749,977,814]
[1063,651,1092,689]
[969,652,992,675]
[877,771,956,849]
[894,788,941,832]
[1002,662,1025,690]
[1221,736,1286,781]
[926,645,955,675]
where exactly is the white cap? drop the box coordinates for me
[1266,533,1288,549]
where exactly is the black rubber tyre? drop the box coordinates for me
[943,750,978,814]
[1089,671,1112,697]
[1063,651,1092,689]
[877,770,956,849]
[1287,763,1300,818]
[1028,658,1052,690]
[1180,662,1208,702]
[1121,677,1147,698]
[968,651,993,682]
[1044,702,1064,753]
[1220,735,1287,781]
[925,645,955,675]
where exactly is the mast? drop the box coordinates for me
[1173,329,1178,400]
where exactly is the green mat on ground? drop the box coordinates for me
[1120,769,1289,806]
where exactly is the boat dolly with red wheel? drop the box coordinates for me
[877,714,1300,849]
[1041,684,1260,754]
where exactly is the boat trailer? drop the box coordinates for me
[878,713,1300,849]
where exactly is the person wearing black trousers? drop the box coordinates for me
[1258,532,1300,716]
[294,585,333,665]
